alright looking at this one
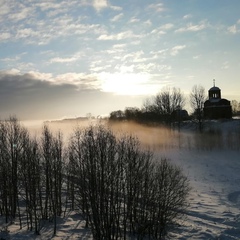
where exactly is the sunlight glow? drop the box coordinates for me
[99,72,159,96]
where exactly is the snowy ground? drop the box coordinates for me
[1,120,240,239]
[161,149,240,240]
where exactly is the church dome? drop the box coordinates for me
[209,86,220,91]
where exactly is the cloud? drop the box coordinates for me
[35,1,74,17]
[0,2,11,16]
[229,26,237,34]
[170,45,186,56]
[160,23,174,30]
[150,23,174,36]
[50,57,78,63]
[35,2,62,11]
[54,72,100,89]
[98,30,140,40]
[183,14,192,20]
[16,28,39,39]
[150,49,168,59]
[0,70,75,119]
[227,19,240,34]
[8,5,34,22]
[151,29,166,35]
[0,1,105,45]
[0,69,100,90]
[13,17,103,45]
[91,0,122,12]
[0,69,146,120]
[222,61,229,69]
[193,55,201,60]
[135,63,171,73]
[112,43,126,49]
[175,22,207,33]
[90,65,111,72]
[148,3,165,12]
[0,51,33,71]
[111,13,124,22]
[93,0,108,11]
[144,19,152,26]
[132,51,148,63]
[0,69,103,119]
[0,32,11,41]
[129,17,140,23]
[0,56,20,62]
[110,5,122,11]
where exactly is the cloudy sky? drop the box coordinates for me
[1,0,240,120]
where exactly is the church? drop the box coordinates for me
[204,81,232,119]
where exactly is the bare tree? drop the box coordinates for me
[40,125,64,235]
[0,119,64,236]
[149,159,190,238]
[231,100,240,116]
[41,125,53,221]
[109,110,125,121]
[51,131,64,234]
[0,117,28,223]
[124,107,141,121]
[19,137,42,234]
[190,85,206,132]
[143,87,185,125]
[66,125,190,239]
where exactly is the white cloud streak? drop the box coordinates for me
[129,17,140,23]
[228,20,240,34]
[50,57,78,63]
[98,30,141,40]
[93,0,108,11]
[0,32,11,41]
[151,23,173,35]
[0,1,107,45]
[148,3,165,12]
[183,14,192,20]
[171,45,186,56]
[176,22,207,33]
[111,13,124,22]
[90,0,122,12]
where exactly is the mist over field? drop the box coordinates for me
[23,118,240,151]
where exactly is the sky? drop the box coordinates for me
[0,0,240,120]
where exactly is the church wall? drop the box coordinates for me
[204,105,232,119]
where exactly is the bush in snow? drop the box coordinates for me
[67,125,190,239]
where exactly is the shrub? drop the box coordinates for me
[67,125,190,239]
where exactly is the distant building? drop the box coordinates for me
[204,81,232,119]
[171,109,189,121]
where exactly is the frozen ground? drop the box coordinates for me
[1,120,240,239]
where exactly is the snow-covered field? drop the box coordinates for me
[162,149,240,239]
[1,119,240,239]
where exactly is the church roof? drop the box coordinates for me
[209,86,220,91]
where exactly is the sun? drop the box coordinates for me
[99,72,158,96]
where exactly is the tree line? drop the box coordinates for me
[110,85,240,131]
[110,87,188,126]
[0,117,190,239]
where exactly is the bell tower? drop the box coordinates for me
[208,79,221,100]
